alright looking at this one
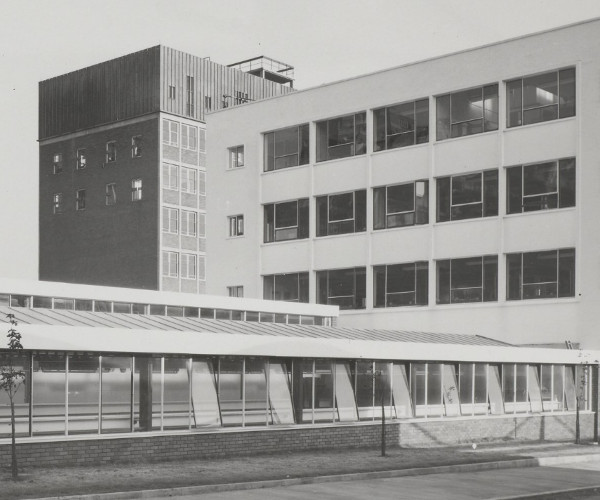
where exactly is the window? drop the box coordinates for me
[436,84,498,140]
[162,119,178,146]
[228,286,243,298]
[198,213,206,237]
[264,124,309,171]
[132,136,142,157]
[316,267,366,310]
[437,255,498,304]
[168,85,176,99]
[228,215,244,237]
[373,99,429,151]
[374,180,428,229]
[131,179,142,201]
[204,95,212,111]
[228,146,244,168]
[198,170,206,195]
[162,207,178,234]
[507,68,575,128]
[186,76,195,116]
[162,251,178,278]
[264,199,309,242]
[374,262,428,307]
[76,149,86,169]
[105,141,116,163]
[437,170,498,222]
[181,124,197,151]
[75,189,86,211]
[234,90,248,104]
[162,163,178,190]
[180,167,197,193]
[263,273,309,302]
[507,158,575,214]
[316,112,366,161]
[53,153,63,174]
[316,190,366,236]
[507,249,575,300]
[181,210,197,236]
[181,253,196,279]
[105,183,116,205]
[53,193,63,214]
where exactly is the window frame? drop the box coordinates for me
[436,170,498,222]
[316,267,367,310]
[162,251,178,278]
[437,255,498,304]
[181,124,198,151]
[180,167,197,194]
[436,84,499,141]
[373,262,429,308]
[131,135,142,158]
[264,198,309,243]
[181,253,197,279]
[316,112,367,162]
[263,272,309,303]
[162,119,179,146]
[263,124,310,171]
[373,180,429,230]
[186,75,195,116]
[105,183,117,206]
[131,178,142,201]
[53,153,63,174]
[162,163,178,190]
[373,98,429,151]
[75,189,86,211]
[228,214,244,237]
[181,210,197,237]
[76,149,86,170]
[228,145,244,169]
[316,190,367,237]
[52,193,64,214]
[162,207,179,234]
[105,141,117,163]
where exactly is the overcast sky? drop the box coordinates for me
[1,0,599,281]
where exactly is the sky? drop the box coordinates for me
[1,0,600,281]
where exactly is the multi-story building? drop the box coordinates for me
[206,19,600,348]
[39,47,293,293]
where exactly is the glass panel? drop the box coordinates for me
[113,302,131,314]
[507,79,522,127]
[451,257,483,303]
[32,354,65,435]
[329,192,354,223]
[374,361,393,419]
[523,72,558,110]
[163,358,189,429]
[335,362,358,422]
[10,295,30,308]
[219,358,244,427]
[191,359,220,427]
[502,363,515,405]
[523,251,557,299]
[392,363,413,418]
[436,260,451,304]
[33,296,52,308]
[507,166,523,214]
[558,249,575,298]
[564,366,576,410]
[452,87,484,123]
[292,360,313,423]
[314,360,334,422]
[0,354,30,437]
[94,300,111,312]
[387,183,414,214]
[452,173,482,206]
[354,361,375,420]
[373,108,386,151]
[436,94,451,140]
[386,263,416,307]
[245,359,267,426]
[274,273,300,302]
[268,361,294,424]
[133,357,160,431]
[411,363,426,417]
[559,68,576,118]
[101,356,132,433]
[436,177,451,222]
[68,355,99,435]
[483,84,499,131]
[488,365,504,415]
[515,365,528,412]
[559,158,576,208]
[459,363,474,414]
[552,365,564,411]
[443,364,460,416]
[415,99,429,144]
[415,180,429,224]
[528,365,543,412]
[75,299,93,311]
[427,363,443,417]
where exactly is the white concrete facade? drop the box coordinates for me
[206,19,600,348]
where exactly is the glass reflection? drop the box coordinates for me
[163,358,189,430]
[244,358,267,426]
[335,362,357,422]
[219,358,244,427]
[101,356,132,433]
[191,359,220,427]
[32,354,65,435]
[268,361,294,424]
[68,355,99,434]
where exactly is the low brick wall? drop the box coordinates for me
[0,413,593,468]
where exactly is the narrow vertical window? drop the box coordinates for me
[53,153,63,174]
[105,142,116,163]
[162,251,178,277]
[75,189,86,211]
[76,149,86,169]
[186,76,195,116]
[105,183,116,205]
[181,253,197,279]
[53,193,63,214]
[131,136,142,158]
[168,85,176,100]
[162,119,179,146]
[162,163,178,190]
[228,215,244,236]
[228,146,244,168]
[131,179,142,201]
[162,207,179,234]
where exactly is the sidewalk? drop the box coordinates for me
[2,441,600,500]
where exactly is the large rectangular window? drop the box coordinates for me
[316,267,366,310]
[264,124,309,171]
[180,167,197,194]
[163,119,178,146]
[507,68,575,128]
[374,262,428,307]
[316,112,366,162]
[437,170,498,222]
[162,207,178,234]
[162,163,178,190]
[507,158,575,214]
[436,84,498,140]
[181,124,197,151]
[263,272,309,302]
[507,249,575,300]
[373,180,428,229]
[181,210,197,236]
[373,99,429,151]
[162,251,178,277]
[316,190,366,237]
[437,255,498,304]
[264,199,309,242]
[181,253,197,279]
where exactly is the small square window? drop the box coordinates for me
[53,153,63,174]
[132,136,142,158]
[105,183,116,205]
[76,149,86,169]
[228,146,244,168]
[75,189,86,211]
[228,215,244,237]
[131,178,142,201]
[105,141,116,163]
[53,193,63,214]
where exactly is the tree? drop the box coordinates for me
[0,314,25,479]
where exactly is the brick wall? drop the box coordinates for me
[0,413,593,468]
